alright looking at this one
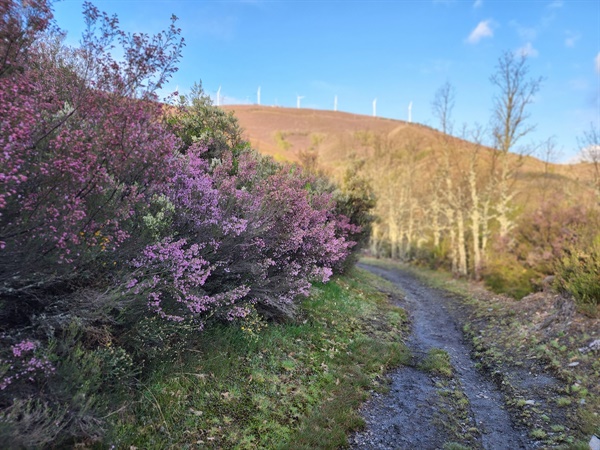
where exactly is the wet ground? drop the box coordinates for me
[349,263,537,450]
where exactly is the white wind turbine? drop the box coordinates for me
[334,95,338,112]
[372,98,377,117]
[297,95,304,109]
[408,101,413,123]
[257,86,261,105]
[216,86,221,106]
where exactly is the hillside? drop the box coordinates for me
[223,105,600,294]
[222,105,590,182]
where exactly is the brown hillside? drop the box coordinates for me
[222,105,589,182]
[223,104,599,279]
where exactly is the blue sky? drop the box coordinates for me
[53,0,599,161]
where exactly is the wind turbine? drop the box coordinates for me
[257,86,261,105]
[334,95,338,112]
[408,101,413,123]
[372,98,377,117]
[297,95,304,109]
[216,86,221,106]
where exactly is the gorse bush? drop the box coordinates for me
[0,0,363,445]
[554,236,600,316]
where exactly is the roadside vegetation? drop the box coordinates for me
[0,1,376,446]
[362,257,600,448]
[110,268,409,449]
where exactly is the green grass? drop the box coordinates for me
[107,268,410,449]
[419,348,453,377]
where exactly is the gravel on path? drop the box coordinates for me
[349,263,534,450]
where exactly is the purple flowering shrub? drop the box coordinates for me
[0,341,55,391]
[0,0,364,444]
[0,1,184,294]
[126,144,359,325]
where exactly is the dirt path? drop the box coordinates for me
[349,263,535,450]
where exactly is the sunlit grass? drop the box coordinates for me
[108,267,410,448]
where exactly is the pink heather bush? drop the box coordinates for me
[1,0,359,328]
[0,1,183,286]
[127,143,359,323]
[0,340,55,391]
[0,1,365,443]
[0,2,363,447]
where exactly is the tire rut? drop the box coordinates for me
[349,263,534,450]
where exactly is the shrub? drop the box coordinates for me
[167,82,248,159]
[0,0,183,298]
[554,236,600,316]
[483,253,536,300]
[125,144,359,323]
[0,1,363,445]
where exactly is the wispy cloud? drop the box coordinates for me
[510,20,537,41]
[419,58,453,75]
[565,31,581,48]
[595,52,600,74]
[547,0,563,8]
[473,0,483,8]
[466,20,494,44]
[516,42,539,58]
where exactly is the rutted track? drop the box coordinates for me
[349,263,534,450]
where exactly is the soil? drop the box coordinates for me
[349,263,544,450]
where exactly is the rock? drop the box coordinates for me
[568,361,580,367]
[580,340,600,354]
[541,275,555,292]
[589,434,600,450]
[524,400,536,406]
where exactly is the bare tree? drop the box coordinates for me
[490,51,542,238]
[578,123,600,201]
[432,81,456,135]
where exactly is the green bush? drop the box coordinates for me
[483,254,536,300]
[554,236,600,316]
[410,240,450,271]
[0,319,139,448]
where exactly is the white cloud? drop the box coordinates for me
[565,31,581,48]
[509,20,537,41]
[547,0,563,8]
[595,52,600,74]
[570,145,600,164]
[466,20,494,44]
[209,92,252,106]
[473,0,483,8]
[516,42,539,58]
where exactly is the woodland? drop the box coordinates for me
[227,58,600,307]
